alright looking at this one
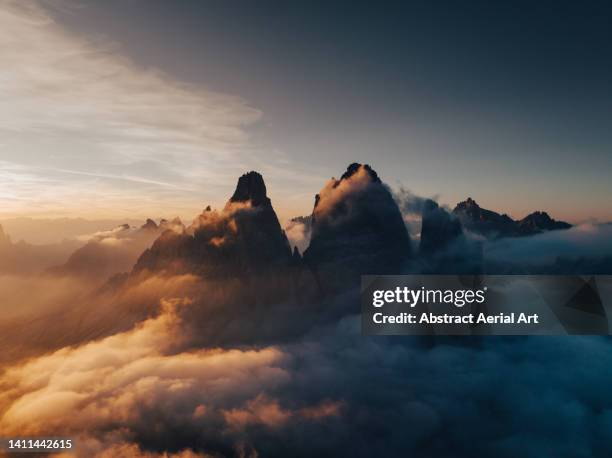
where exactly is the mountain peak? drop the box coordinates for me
[456,197,480,210]
[230,171,268,206]
[518,211,571,234]
[134,170,291,277]
[339,163,381,184]
[141,218,158,230]
[304,163,412,291]
[528,210,550,220]
[454,198,572,238]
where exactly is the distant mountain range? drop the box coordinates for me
[453,197,571,239]
[3,163,574,283]
[130,163,574,287]
[0,224,80,275]
[0,163,599,361]
[47,218,182,282]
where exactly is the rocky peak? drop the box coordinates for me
[134,170,291,277]
[338,162,381,184]
[454,197,482,218]
[525,211,551,223]
[230,171,269,206]
[141,218,158,230]
[158,217,185,233]
[454,198,572,238]
[304,163,412,291]
[518,211,571,234]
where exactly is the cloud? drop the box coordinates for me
[222,394,342,430]
[48,222,166,281]
[313,165,373,220]
[0,296,349,458]
[0,1,262,219]
[393,187,444,239]
[0,272,204,367]
[0,217,146,245]
[0,299,289,431]
[0,234,80,275]
[3,240,612,457]
[269,316,612,458]
[485,223,612,267]
[55,443,211,458]
[223,394,292,430]
[187,201,253,236]
[284,217,311,254]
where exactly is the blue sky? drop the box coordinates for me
[1,0,610,223]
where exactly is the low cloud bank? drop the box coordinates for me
[485,223,612,268]
[0,299,344,458]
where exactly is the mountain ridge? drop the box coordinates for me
[453,197,571,238]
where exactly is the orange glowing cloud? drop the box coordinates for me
[313,165,373,220]
[222,394,344,431]
[0,299,289,438]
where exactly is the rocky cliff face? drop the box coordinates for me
[453,198,571,239]
[134,164,413,296]
[134,171,292,278]
[518,211,572,235]
[453,197,517,238]
[303,163,412,291]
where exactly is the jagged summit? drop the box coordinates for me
[453,197,572,238]
[230,171,268,206]
[456,197,479,210]
[304,163,412,290]
[313,163,382,211]
[518,211,571,234]
[134,170,291,277]
[141,218,158,230]
[338,162,381,184]
[454,197,507,219]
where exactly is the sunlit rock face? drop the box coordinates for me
[303,163,413,292]
[134,171,292,278]
[127,172,319,346]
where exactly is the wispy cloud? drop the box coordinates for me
[0,1,262,218]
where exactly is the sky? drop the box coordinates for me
[0,0,611,224]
